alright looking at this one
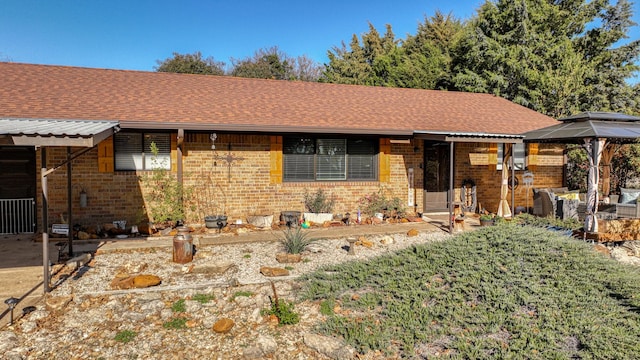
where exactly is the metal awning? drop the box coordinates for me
[0,118,120,147]
[0,118,120,294]
[414,130,523,143]
[522,113,640,143]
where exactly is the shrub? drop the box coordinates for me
[266,281,299,325]
[140,141,191,225]
[303,188,335,213]
[358,188,404,216]
[279,227,316,254]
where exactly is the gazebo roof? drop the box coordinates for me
[523,111,640,143]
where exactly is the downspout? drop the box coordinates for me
[41,147,50,293]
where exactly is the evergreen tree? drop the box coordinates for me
[450,0,639,117]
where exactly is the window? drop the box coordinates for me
[114,132,171,170]
[283,137,377,181]
[497,143,525,170]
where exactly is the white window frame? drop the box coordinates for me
[497,143,526,170]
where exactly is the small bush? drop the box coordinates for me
[114,330,137,343]
[303,188,335,213]
[358,188,404,216]
[267,299,300,325]
[279,227,316,254]
[171,299,186,313]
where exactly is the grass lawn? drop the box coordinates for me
[301,223,640,359]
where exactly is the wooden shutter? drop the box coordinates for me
[488,143,498,171]
[379,138,391,182]
[527,143,538,171]
[170,133,178,172]
[270,136,283,183]
[97,136,114,172]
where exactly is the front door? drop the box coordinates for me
[0,146,36,233]
[423,141,450,212]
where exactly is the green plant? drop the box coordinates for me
[192,293,215,304]
[266,281,299,325]
[162,317,188,329]
[300,223,640,358]
[114,330,137,343]
[285,265,294,271]
[303,188,335,213]
[319,298,335,316]
[479,214,494,221]
[243,254,251,259]
[358,188,404,216]
[230,290,254,302]
[278,226,316,254]
[171,299,186,313]
[140,142,191,225]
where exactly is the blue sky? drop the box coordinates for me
[0,0,638,73]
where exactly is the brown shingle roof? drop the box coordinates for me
[0,62,557,135]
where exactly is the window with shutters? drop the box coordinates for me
[283,137,377,181]
[114,132,171,170]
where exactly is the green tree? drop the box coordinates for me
[155,51,225,75]
[450,0,639,117]
[230,46,321,81]
[322,15,462,89]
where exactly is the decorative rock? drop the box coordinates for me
[45,295,73,313]
[356,237,374,248]
[255,334,278,356]
[260,267,290,277]
[191,262,237,275]
[380,235,394,245]
[275,253,302,263]
[212,318,235,333]
[303,333,356,360]
[407,228,419,237]
[594,244,611,257]
[110,274,161,290]
[20,321,38,334]
[0,331,19,353]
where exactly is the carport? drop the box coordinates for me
[0,118,120,292]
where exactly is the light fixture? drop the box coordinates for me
[79,189,87,208]
[4,297,19,325]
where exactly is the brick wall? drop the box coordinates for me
[35,135,563,231]
[35,134,424,230]
[454,142,564,213]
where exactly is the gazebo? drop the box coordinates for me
[522,111,640,234]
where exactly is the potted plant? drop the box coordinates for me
[479,214,495,226]
[303,188,335,224]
